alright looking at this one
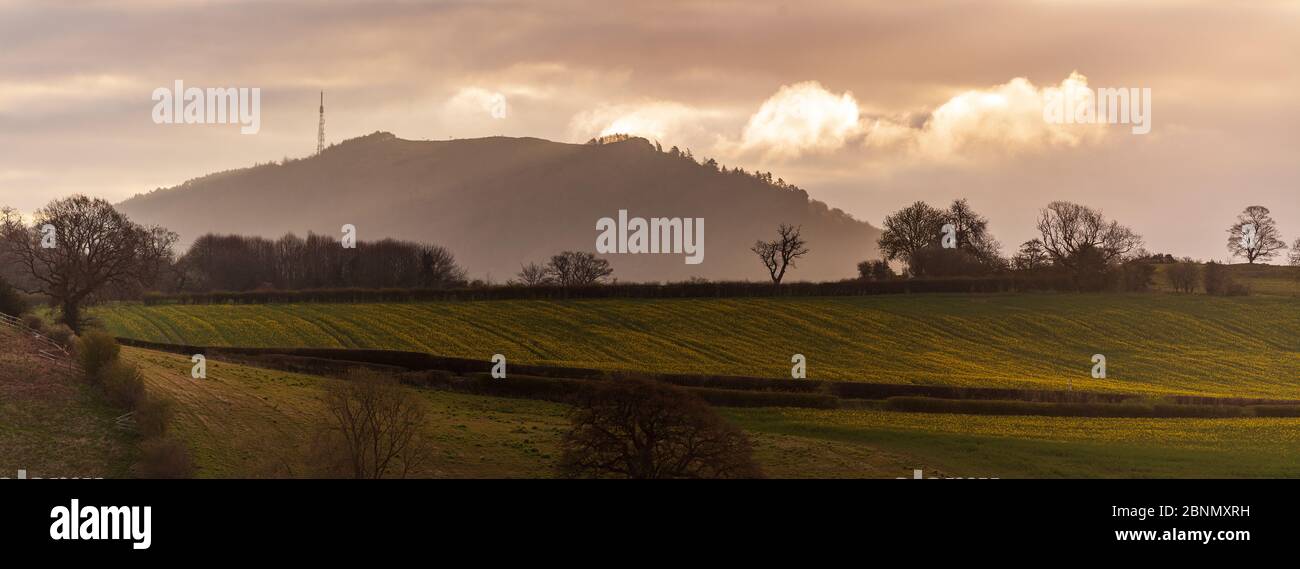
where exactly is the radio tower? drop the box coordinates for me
[316,91,326,155]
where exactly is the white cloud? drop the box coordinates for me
[869,72,1108,162]
[568,101,724,144]
[445,87,510,120]
[736,81,861,159]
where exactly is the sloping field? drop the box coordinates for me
[96,293,1300,399]
[123,347,918,478]
[0,327,135,478]
[124,346,1300,478]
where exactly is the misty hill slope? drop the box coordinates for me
[118,133,878,282]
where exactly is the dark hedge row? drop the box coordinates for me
[114,337,1300,410]
[884,396,1300,418]
[139,274,1086,305]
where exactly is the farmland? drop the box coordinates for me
[95,293,1300,399]
[0,326,135,478]
[122,346,1300,478]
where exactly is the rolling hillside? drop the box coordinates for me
[95,293,1300,399]
[0,326,135,478]
[124,345,1300,478]
[117,132,879,282]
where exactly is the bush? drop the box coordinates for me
[22,313,45,332]
[0,277,26,316]
[76,330,121,381]
[135,396,174,438]
[1203,261,1250,296]
[560,378,762,479]
[44,324,75,349]
[138,437,195,479]
[1115,261,1156,292]
[1166,261,1200,293]
[101,361,146,409]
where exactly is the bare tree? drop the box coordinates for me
[751,223,809,286]
[321,369,431,479]
[1012,239,1051,270]
[0,196,176,331]
[1036,201,1143,270]
[559,379,762,479]
[516,262,553,286]
[877,201,945,272]
[545,251,613,286]
[1226,205,1287,264]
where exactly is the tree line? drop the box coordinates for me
[2,194,1297,332]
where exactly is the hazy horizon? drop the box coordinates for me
[2,0,1297,264]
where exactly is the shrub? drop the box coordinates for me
[1203,261,1250,296]
[44,324,75,349]
[22,313,45,332]
[1115,261,1156,292]
[1166,261,1200,293]
[138,437,195,479]
[76,330,121,381]
[560,378,762,479]
[135,396,174,438]
[0,277,26,316]
[101,361,146,409]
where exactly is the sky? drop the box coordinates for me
[0,0,1296,262]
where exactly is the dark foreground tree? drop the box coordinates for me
[752,223,809,287]
[546,251,613,286]
[319,369,432,479]
[560,379,762,479]
[1226,205,1287,264]
[0,196,175,331]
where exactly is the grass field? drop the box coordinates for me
[122,346,1300,478]
[95,293,1300,399]
[0,327,135,478]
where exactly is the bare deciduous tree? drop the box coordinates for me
[1012,239,1051,270]
[752,223,809,286]
[321,369,432,479]
[876,201,945,271]
[0,196,176,331]
[1036,201,1143,270]
[516,262,553,286]
[545,251,613,286]
[559,379,762,479]
[1226,205,1287,264]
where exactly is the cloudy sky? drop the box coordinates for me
[1,0,1296,262]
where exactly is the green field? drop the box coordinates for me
[95,293,1300,399]
[0,327,136,478]
[123,346,1300,478]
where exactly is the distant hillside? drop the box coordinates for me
[118,133,879,282]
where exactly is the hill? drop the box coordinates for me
[0,326,135,478]
[117,133,879,282]
[94,293,1300,399]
